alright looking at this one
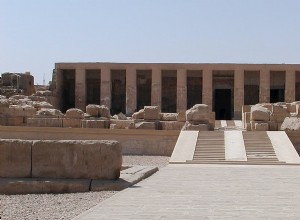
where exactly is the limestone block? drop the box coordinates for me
[135,121,156,130]
[177,111,186,122]
[186,104,209,123]
[99,105,110,118]
[7,117,24,126]
[254,123,269,131]
[245,112,251,123]
[160,121,185,130]
[10,95,27,100]
[280,117,300,131]
[116,112,127,120]
[261,104,273,111]
[268,121,277,131]
[65,108,84,119]
[86,104,100,117]
[273,105,288,114]
[8,105,23,117]
[35,108,64,118]
[160,113,177,121]
[209,112,215,129]
[246,123,251,131]
[0,139,32,178]
[271,113,289,123]
[32,140,122,179]
[63,118,82,128]
[0,178,90,195]
[250,105,270,121]
[242,105,251,113]
[185,122,209,131]
[132,109,144,119]
[0,99,9,108]
[32,101,53,110]
[110,119,134,129]
[144,106,160,120]
[27,118,63,127]
[28,95,47,102]
[23,105,37,117]
[81,119,106,128]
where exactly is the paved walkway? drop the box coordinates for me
[75,164,300,219]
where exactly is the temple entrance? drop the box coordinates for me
[270,89,284,103]
[214,89,231,120]
[61,69,75,112]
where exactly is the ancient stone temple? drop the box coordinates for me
[52,63,300,119]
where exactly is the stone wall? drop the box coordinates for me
[0,139,121,180]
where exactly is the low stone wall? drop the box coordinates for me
[0,126,179,156]
[0,139,121,180]
[286,132,300,155]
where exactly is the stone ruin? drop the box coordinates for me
[242,102,300,131]
[0,92,215,131]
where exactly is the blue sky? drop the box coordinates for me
[1,0,300,84]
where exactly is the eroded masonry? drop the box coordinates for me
[52,63,300,119]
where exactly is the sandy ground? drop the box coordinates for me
[0,156,170,220]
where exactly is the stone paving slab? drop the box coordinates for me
[75,164,300,219]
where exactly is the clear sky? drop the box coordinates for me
[1,0,300,84]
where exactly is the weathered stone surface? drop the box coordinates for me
[254,122,269,131]
[186,104,209,123]
[81,119,106,128]
[280,117,300,131]
[99,105,110,118]
[27,118,63,127]
[35,108,64,118]
[6,117,24,126]
[160,113,177,121]
[132,109,144,119]
[269,121,277,131]
[32,140,122,179]
[32,101,53,110]
[160,121,184,130]
[135,121,156,130]
[177,111,186,122]
[250,105,270,121]
[110,120,134,129]
[0,178,90,195]
[185,122,209,131]
[28,95,47,102]
[0,139,32,178]
[86,104,100,117]
[116,112,127,120]
[10,95,27,100]
[65,108,84,119]
[144,106,160,120]
[270,112,290,123]
[63,118,82,128]
[242,105,251,113]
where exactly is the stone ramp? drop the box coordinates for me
[74,164,300,219]
[170,130,300,165]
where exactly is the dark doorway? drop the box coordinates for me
[161,70,177,113]
[187,70,202,109]
[61,69,75,112]
[111,70,126,114]
[137,70,152,110]
[270,89,284,103]
[86,70,101,105]
[214,89,231,120]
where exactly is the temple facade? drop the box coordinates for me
[53,63,300,119]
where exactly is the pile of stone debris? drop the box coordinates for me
[242,102,300,131]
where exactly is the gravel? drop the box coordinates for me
[0,155,170,220]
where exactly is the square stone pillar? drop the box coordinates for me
[202,69,213,110]
[126,67,137,115]
[151,67,161,107]
[100,66,111,108]
[234,69,244,119]
[259,69,270,103]
[285,70,295,103]
[75,68,86,111]
[177,69,187,112]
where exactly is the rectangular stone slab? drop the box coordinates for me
[32,140,122,179]
[0,140,32,178]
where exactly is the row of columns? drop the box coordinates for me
[72,68,296,117]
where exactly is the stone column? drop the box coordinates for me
[177,69,187,112]
[126,66,137,115]
[75,68,86,111]
[202,68,213,110]
[100,66,111,108]
[285,70,295,103]
[259,69,270,103]
[54,68,63,110]
[151,67,161,107]
[234,69,244,119]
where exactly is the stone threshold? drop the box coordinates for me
[0,166,158,195]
